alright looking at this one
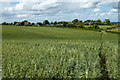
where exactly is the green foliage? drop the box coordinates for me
[84,22,89,25]
[79,20,83,23]
[62,22,68,27]
[2,40,118,78]
[104,19,110,25]
[72,19,79,23]
[19,22,24,26]
[54,21,57,25]
[37,22,43,26]
[2,25,119,78]
[43,20,49,26]
[2,22,9,25]
[14,21,17,25]
[75,22,84,28]
[93,24,99,29]
[84,20,92,23]
[96,22,105,25]
[56,25,64,28]
[32,23,35,25]
[51,22,53,24]
[66,24,76,28]
[97,19,102,23]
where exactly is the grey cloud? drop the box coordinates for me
[1,1,118,22]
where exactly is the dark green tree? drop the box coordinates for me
[23,20,28,22]
[32,23,35,25]
[51,21,53,24]
[10,22,13,25]
[66,24,76,28]
[18,20,29,26]
[93,24,99,29]
[37,22,43,26]
[54,21,57,25]
[104,19,110,25]
[43,20,49,26]
[76,22,84,28]
[97,19,102,22]
[14,21,17,25]
[72,19,78,23]
[58,22,62,24]
[79,20,83,23]
[84,20,92,23]
[62,21,68,27]
[19,22,24,26]
[2,22,8,25]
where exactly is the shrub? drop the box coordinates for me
[93,24,99,29]
[66,24,76,28]
[56,25,64,28]
[75,23,84,28]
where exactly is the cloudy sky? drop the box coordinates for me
[0,0,119,23]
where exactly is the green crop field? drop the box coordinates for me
[1,25,119,78]
[85,25,116,29]
[99,25,116,29]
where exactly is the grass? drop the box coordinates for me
[2,25,119,78]
[2,25,117,41]
[99,25,116,29]
[85,25,116,29]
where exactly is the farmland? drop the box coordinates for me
[85,25,116,30]
[2,25,119,78]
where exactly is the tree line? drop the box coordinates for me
[1,19,111,29]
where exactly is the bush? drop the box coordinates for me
[66,24,76,28]
[56,25,64,28]
[89,26,93,28]
[93,24,99,29]
[2,22,8,25]
[75,23,84,28]
[84,22,89,25]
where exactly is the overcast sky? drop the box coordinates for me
[0,0,119,23]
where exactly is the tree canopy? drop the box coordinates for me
[43,20,49,26]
